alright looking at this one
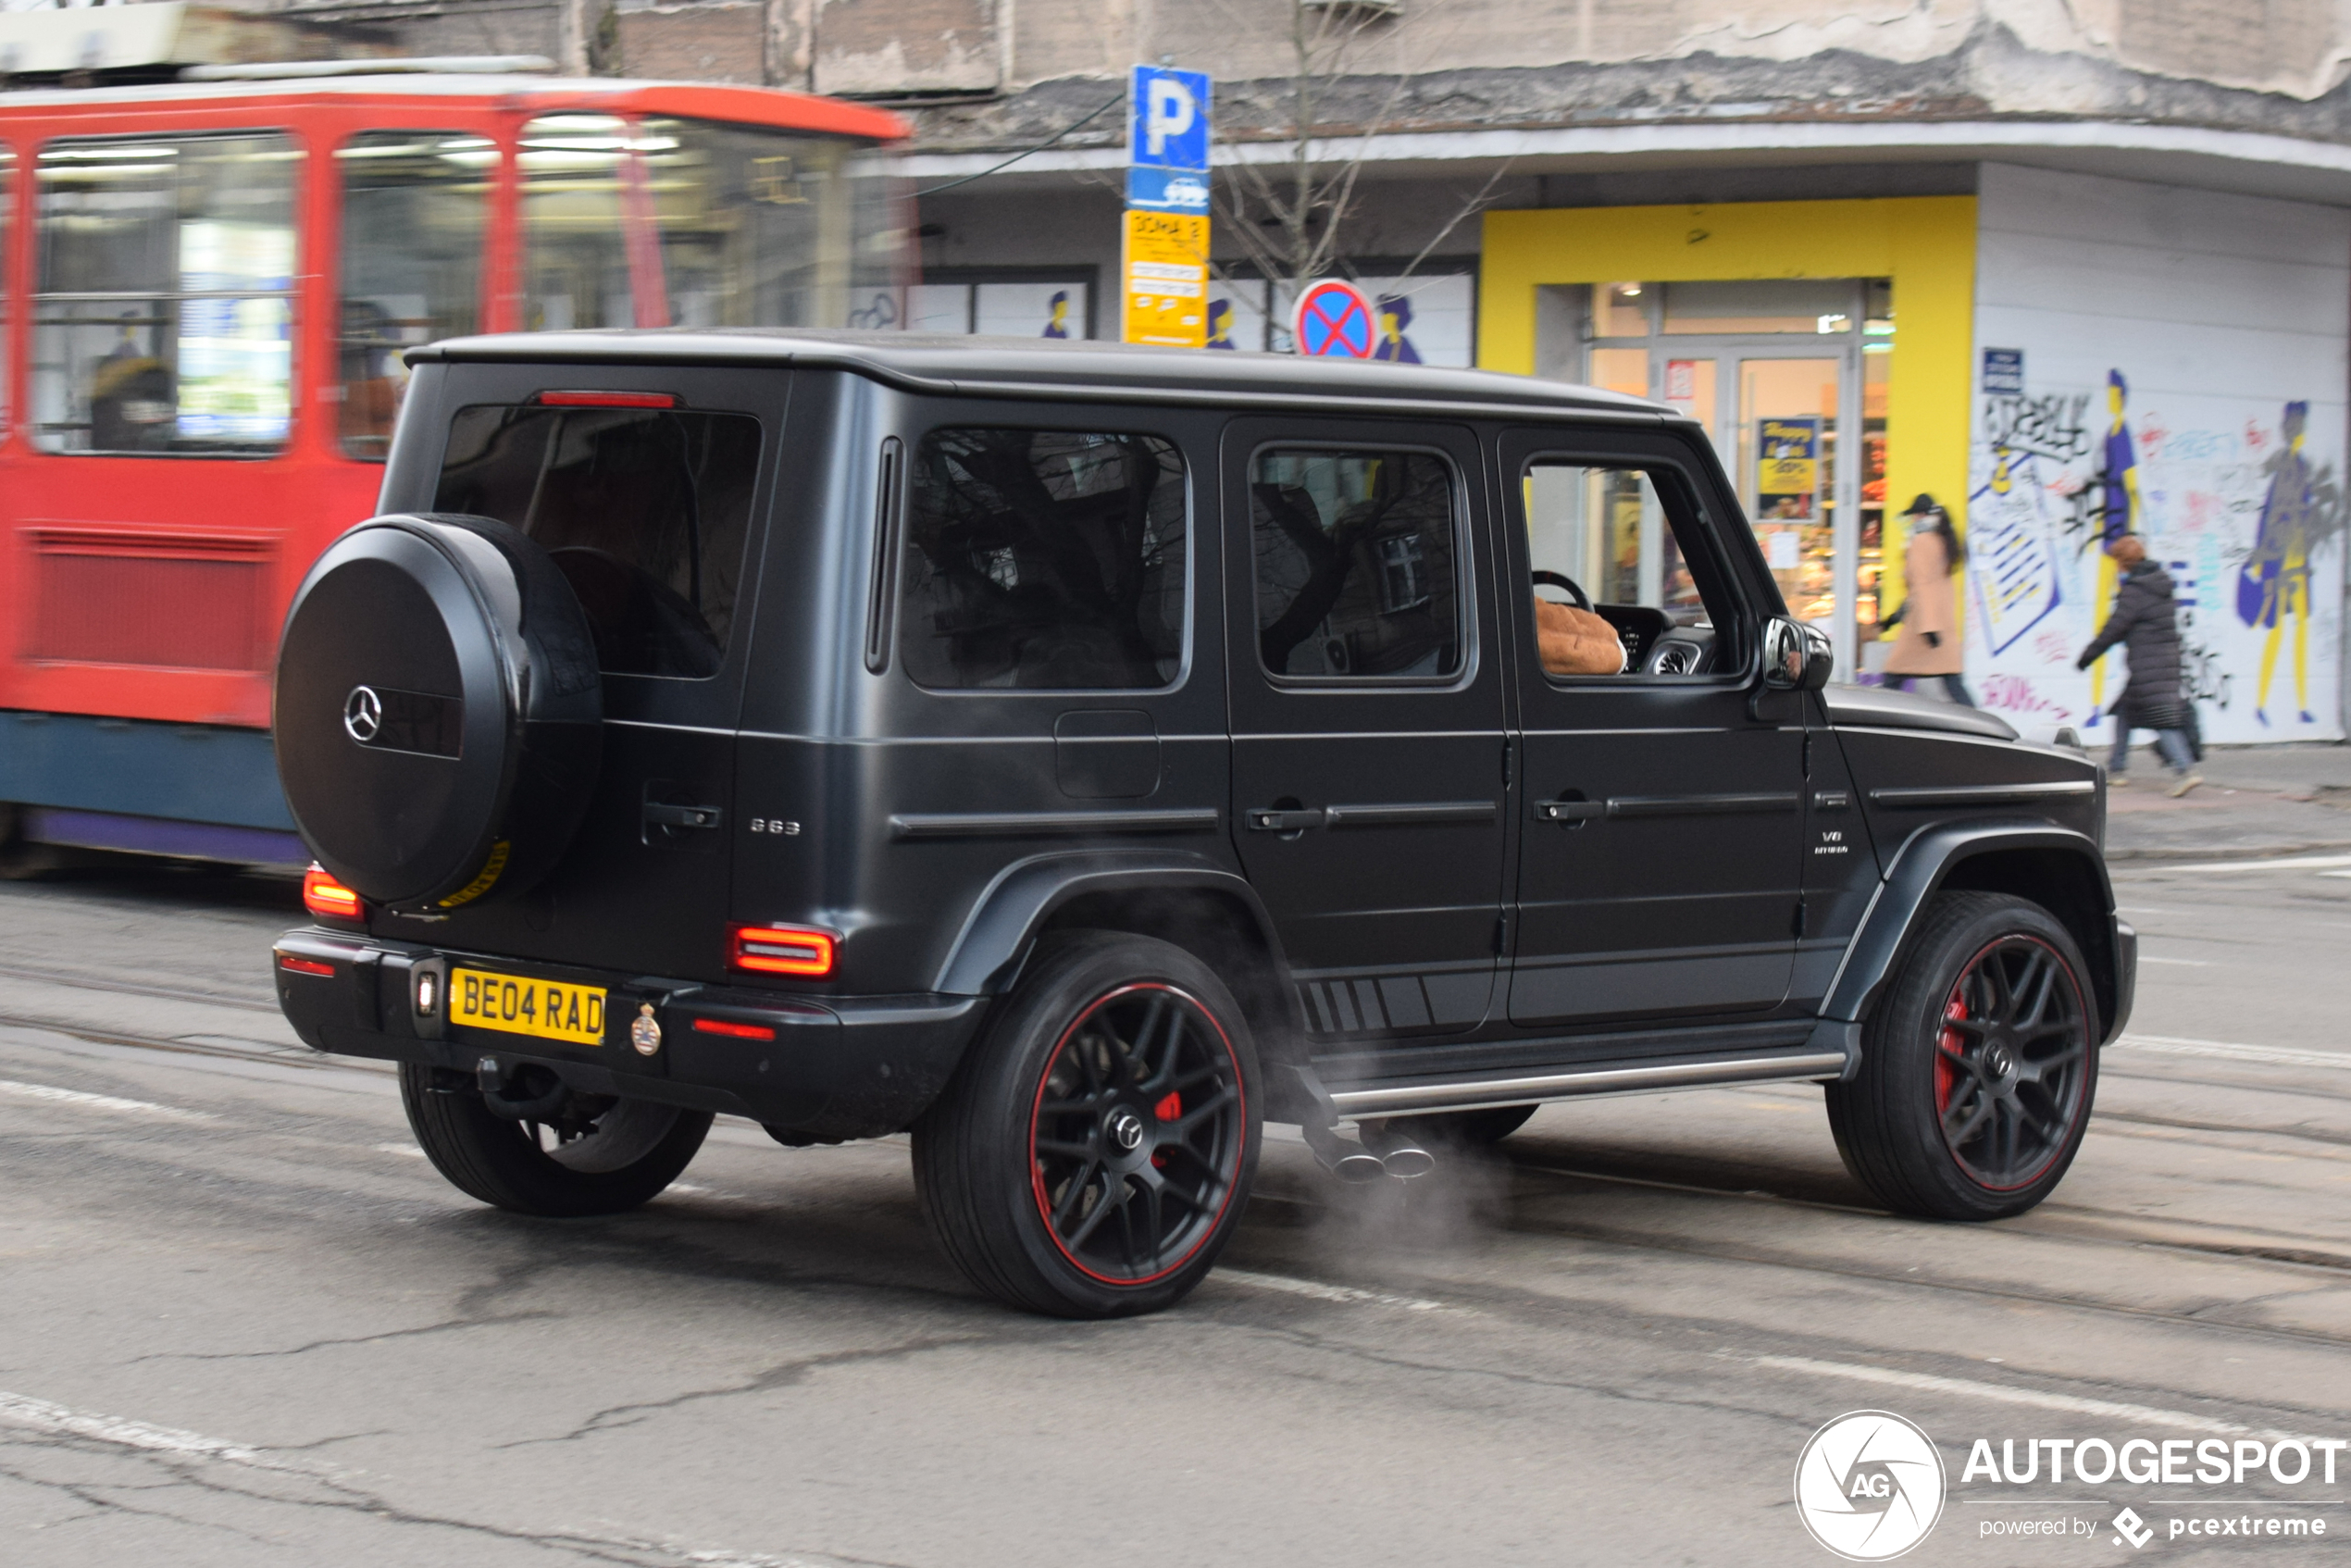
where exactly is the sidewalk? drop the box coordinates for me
[2098,740,2351,861]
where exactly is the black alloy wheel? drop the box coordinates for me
[1030,982,1248,1285]
[1931,934,2092,1190]
[914,931,1262,1317]
[1826,891,2100,1221]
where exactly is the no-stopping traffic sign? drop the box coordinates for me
[1291,278,1377,359]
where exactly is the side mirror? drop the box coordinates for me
[1760,616,1834,691]
[1799,620,1834,691]
[1760,616,1805,690]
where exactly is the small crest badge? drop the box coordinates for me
[629,1002,662,1056]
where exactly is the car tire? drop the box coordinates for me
[1391,1104,1537,1148]
[398,1064,712,1217]
[1825,891,2099,1221]
[913,931,1261,1318]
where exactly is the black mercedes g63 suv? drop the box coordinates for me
[271,330,2133,1318]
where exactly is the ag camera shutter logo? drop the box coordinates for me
[1795,1411,1947,1561]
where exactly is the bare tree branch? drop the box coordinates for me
[1205,0,1499,345]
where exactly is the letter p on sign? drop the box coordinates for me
[1148,80,1194,156]
[1130,66,1212,172]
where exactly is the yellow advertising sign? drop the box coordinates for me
[1755,416,1822,520]
[1122,209,1208,348]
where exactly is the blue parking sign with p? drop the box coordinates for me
[1130,65,1211,171]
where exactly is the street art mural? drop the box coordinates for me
[1964,368,2345,744]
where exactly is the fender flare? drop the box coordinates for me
[931,849,1295,1013]
[1818,819,2126,1042]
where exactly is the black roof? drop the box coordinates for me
[414,328,1669,423]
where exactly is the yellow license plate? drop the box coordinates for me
[450,967,607,1047]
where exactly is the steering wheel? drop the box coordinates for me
[1531,569,1592,612]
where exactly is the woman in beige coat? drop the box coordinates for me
[1881,493,1974,705]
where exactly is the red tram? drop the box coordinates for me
[0,68,907,868]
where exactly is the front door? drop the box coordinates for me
[1223,418,1508,1044]
[1501,427,1808,1027]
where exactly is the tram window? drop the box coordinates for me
[643,119,902,330]
[432,404,764,679]
[520,115,635,332]
[338,131,491,460]
[520,114,903,335]
[33,132,300,455]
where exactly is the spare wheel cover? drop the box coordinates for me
[275,514,601,909]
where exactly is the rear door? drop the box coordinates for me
[390,363,787,980]
[1223,417,1508,1044]
[1500,427,1807,1027]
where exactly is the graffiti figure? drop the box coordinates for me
[1041,291,1071,340]
[2236,401,2342,726]
[1373,293,1422,364]
[2082,369,2141,728]
[1204,297,1236,350]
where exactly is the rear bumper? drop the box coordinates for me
[272,927,985,1141]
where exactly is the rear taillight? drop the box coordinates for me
[276,952,336,977]
[729,924,836,977]
[302,865,362,921]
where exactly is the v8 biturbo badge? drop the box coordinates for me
[629,1002,662,1056]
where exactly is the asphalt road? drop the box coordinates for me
[3,858,2350,1565]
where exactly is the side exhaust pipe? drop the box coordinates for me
[1285,1063,1410,1182]
[1300,1118,1389,1184]
[1359,1120,1436,1180]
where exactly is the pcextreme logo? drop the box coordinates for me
[1796,1411,1948,1561]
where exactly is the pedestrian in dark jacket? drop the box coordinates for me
[2077,534,2201,795]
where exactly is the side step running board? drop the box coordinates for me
[1325,1050,1849,1122]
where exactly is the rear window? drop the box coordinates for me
[899,428,1187,690]
[433,404,762,678]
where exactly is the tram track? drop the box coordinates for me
[0,957,280,1014]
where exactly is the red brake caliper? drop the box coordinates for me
[1151,1092,1181,1168]
[1936,989,1967,1114]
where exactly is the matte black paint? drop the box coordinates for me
[276,331,2129,1141]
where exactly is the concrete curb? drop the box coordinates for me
[2104,840,2351,864]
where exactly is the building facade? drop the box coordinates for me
[255,0,2351,741]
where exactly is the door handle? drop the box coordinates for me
[643,802,724,830]
[1248,807,1326,832]
[1534,799,1604,823]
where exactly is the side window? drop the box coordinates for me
[338,131,490,460]
[432,404,763,678]
[1252,447,1461,679]
[899,428,1187,691]
[1522,461,1740,678]
[34,132,301,455]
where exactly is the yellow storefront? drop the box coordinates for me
[1479,197,1976,674]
